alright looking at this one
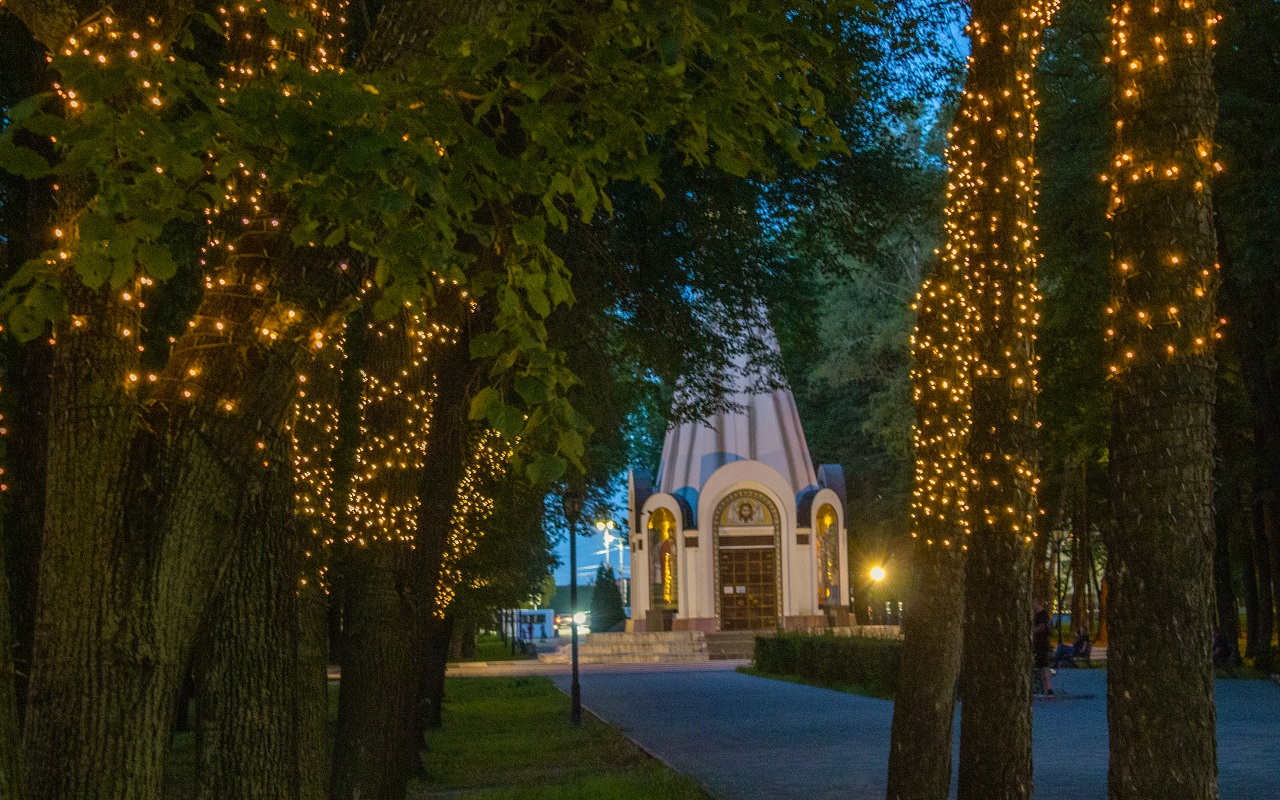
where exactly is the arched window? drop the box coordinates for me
[648,508,678,609]
[816,503,840,607]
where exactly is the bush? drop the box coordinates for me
[753,632,902,698]
[590,565,626,633]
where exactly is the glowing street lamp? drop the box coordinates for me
[868,565,886,624]
[595,518,621,570]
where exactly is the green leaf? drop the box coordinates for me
[7,304,43,343]
[658,33,682,66]
[323,226,346,247]
[513,374,549,405]
[0,138,49,179]
[526,452,567,485]
[469,386,501,420]
[21,112,67,138]
[27,282,68,324]
[557,426,585,460]
[137,242,177,281]
[512,215,546,247]
[260,0,317,35]
[3,93,48,125]
[470,331,506,359]
[490,401,525,439]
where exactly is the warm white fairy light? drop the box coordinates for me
[910,0,1056,548]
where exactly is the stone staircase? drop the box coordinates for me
[706,630,771,660]
[538,631,709,664]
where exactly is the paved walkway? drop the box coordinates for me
[534,664,1280,800]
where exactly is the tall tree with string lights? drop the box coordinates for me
[953,1,1055,798]
[890,2,1055,796]
[1101,0,1223,796]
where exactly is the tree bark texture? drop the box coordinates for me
[5,342,51,721]
[1104,0,1221,796]
[887,541,965,800]
[331,311,433,800]
[422,613,455,730]
[5,4,354,798]
[1212,494,1241,667]
[953,1,1051,798]
[296,580,331,800]
[24,219,346,800]
[1252,502,1275,669]
[194,442,305,800]
[1266,496,1280,661]
[1239,512,1261,661]
[888,237,972,800]
[0,544,22,800]
[331,542,423,800]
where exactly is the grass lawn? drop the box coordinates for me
[413,676,710,799]
[466,632,537,662]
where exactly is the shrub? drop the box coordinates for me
[753,631,902,698]
[590,565,626,632]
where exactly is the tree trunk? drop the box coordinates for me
[194,445,304,800]
[422,614,455,731]
[331,310,434,800]
[953,1,1051,797]
[1103,0,1221,795]
[296,581,331,800]
[22,280,161,800]
[887,229,971,800]
[887,542,965,800]
[1267,496,1280,661]
[5,342,51,723]
[24,219,343,800]
[331,543,422,800]
[1240,503,1262,661]
[1071,462,1091,640]
[1212,491,1241,667]
[1253,501,1275,670]
[0,543,22,800]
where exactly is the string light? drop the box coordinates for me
[910,0,1056,548]
[1104,0,1222,375]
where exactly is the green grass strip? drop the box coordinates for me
[414,676,711,799]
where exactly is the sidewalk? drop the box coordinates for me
[544,662,1277,800]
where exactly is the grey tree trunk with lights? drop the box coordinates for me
[1103,0,1221,797]
[887,266,970,800]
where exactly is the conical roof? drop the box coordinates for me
[655,328,818,506]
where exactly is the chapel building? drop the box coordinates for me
[628,337,849,632]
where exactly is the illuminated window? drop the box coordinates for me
[816,504,840,607]
[648,508,678,609]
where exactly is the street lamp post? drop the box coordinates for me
[563,485,585,726]
[869,565,886,624]
[595,518,617,570]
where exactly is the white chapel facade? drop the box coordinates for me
[628,339,849,632]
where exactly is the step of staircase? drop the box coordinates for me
[706,629,773,660]
[538,631,709,664]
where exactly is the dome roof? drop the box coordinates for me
[655,330,818,507]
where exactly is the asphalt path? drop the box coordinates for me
[538,665,1280,800]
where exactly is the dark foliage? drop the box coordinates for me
[589,565,625,633]
[753,632,901,698]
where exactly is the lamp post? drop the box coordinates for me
[870,565,886,624]
[595,518,617,569]
[562,485,585,726]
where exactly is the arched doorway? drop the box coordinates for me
[648,507,678,631]
[713,489,781,630]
